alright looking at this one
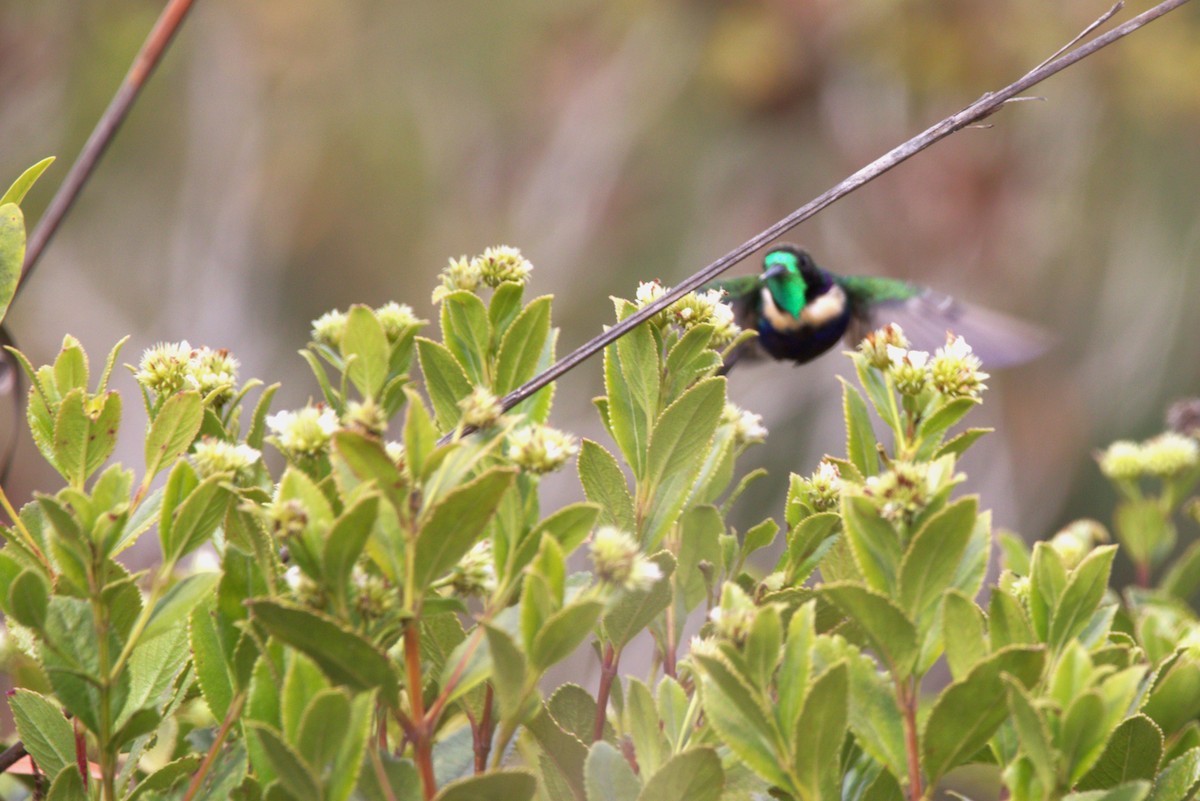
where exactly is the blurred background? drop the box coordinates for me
[0,0,1198,570]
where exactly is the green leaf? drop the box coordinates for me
[841,495,901,594]
[248,723,322,801]
[743,519,779,559]
[413,467,515,591]
[791,664,849,801]
[1004,675,1055,791]
[820,582,918,677]
[989,587,1035,649]
[484,623,530,722]
[626,678,668,774]
[677,505,723,612]
[922,645,1046,782]
[1029,542,1068,641]
[1,157,54,205]
[127,756,203,801]
[322,494,379,606]
[841,648,907,785]
[915,398,978,458]
[53,388,121,487]
[899,497,978,621]
[143,570,219,642]
[1146,748,1200,801]
[935,428,992,459]
[841,378,879,476]
[8,568,49,630]
[42,596,130,735]
[603,316,660,479]
[1077,714,1163,791]
[440,291,492,385]
[403,387,438,479]
[942,590,987,680]
[637,748,724,801]
[578,439,635,532]
[586,741,641,801]
[601,552,675,650]
[163,473,231,562]
[356,754,421,801]
[1050,546,1117,650]
[1068,782,1152,801]
[247,599,398,694]
[642,377,726,545]
[191,598,234,721]
[46,765,88,801]
[342,305,391,398]
[691,650,787,788]
[144,390,203,480]
[433,770,538,801]
[9,688,75,780]
[495,296,552,393]
[776,602,815,737]
[1061,691,1114,785]
[531,599,605,671]
[489,281,524,338]
[416,337,473,432]
[332,430,406,515]
[297,689,352,768]
[0,203,24,326]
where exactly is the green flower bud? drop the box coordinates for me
[134,341,193,397]
[190,437,261,479]
[857,324,910,369]
[1098,440,1145,481]
[798,461,842,512]
[1141,432,1199,477]
[432,255,483,303]
[887,346,930,396]
[311,309,348,348]
[449,540,497,598]
[709,582,756,645]
[343,398,388,437]
[591,527,662,592]
[374,302,421,342]
[477,245,533,287]
[864,461,931,525]
[458,387,504,429]
[267,405,339,457]
[929,335,988,400]
[507,425,578,474]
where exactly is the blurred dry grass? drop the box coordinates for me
[1,0,1198,552]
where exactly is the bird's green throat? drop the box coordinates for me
[763,249,807,317]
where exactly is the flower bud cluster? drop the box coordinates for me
[795,461,843,513]
[590,527,662,592]
[267,405,339,458]
[135,342,240,404]
[857,324,909,369]
[507,425,579,474]
[449,540,497,598]
[191,437,262,479]
[708,583,757,645]
[1098,432,1199,481]
[634,282,741,347]
[310,302,421,349]
[721,403,768,446]
[458,388,504,429]
[1048,519,1109,570]
[863,461,932,525]
[431,246,533,303]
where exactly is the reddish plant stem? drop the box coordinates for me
[474,685,495,774]
[593,643,620,743]
[664,603,678,679]
[423,625,485,729]
[1136,561,1151,588]
[404,622,437,800]
[898,678,924,801]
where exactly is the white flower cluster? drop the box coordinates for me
[721,402,768,446]
[135,342,240,403]
[431,245,533,303]
[267,405,340,457]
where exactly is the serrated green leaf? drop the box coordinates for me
[915,397,978,458]
[248,723,322,801]
[586,741,641,801]
[603,317,659,479]
[791,664,849,801]
[820,581,918,677]
[1029,542,1068,641]
[625,678,668,775]
[532,599,604,671]
[342,305,390,398]
[322,494,379,607]
[143,570,219,642]
[416,337,473,432]
[898,497,977,620]
[46,765,88,801]
[922,645,1045,782]
[440,290,492,385]
[144,390,203,480]
[942,590,987,680]
[1051,546,1117,650]
[414,467,515,591]
[691,651,787,788]
[8,568,49,630]
[601,552,674,650]
[484,623,529,722]
[841,378,879,476]
[247,599,397,694]
[191,597,234,721]
[935,428,992,459]
[578,439,635,532]
[0,203,24,327]
[433,770,538,801]
[297,689,351,768]
[1004,674,1055,790]
[1077,714,1163,791]
[163,473,231,562]
[495,296,551,394]
[9,688,75,780]
[637,748,724,801]
[841,495,901,594]
[1146,748,1200,801]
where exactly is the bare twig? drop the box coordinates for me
[18,0,197,293]
[437,0,1192,446]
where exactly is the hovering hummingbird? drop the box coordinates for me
[709,244,1047,371]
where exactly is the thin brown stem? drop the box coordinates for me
[19,0,196,293]
[182,693,246,801]
[404,622,437,800]
[593,643,620,743]
[436,0,1194,448]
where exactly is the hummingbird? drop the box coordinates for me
[709,244,1047,371]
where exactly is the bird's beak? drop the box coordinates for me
[761,264,788,283]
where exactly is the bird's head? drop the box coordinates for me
[760,245,828,318]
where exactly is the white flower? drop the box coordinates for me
[721,403,768,446]
[191,437,262,477]
[636,280,668,307]
[267,406,339,456]
[134,341,193,396]
[311,310,348,347]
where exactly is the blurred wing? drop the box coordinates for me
[844,285,1051,369]
[705,275,768,371]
